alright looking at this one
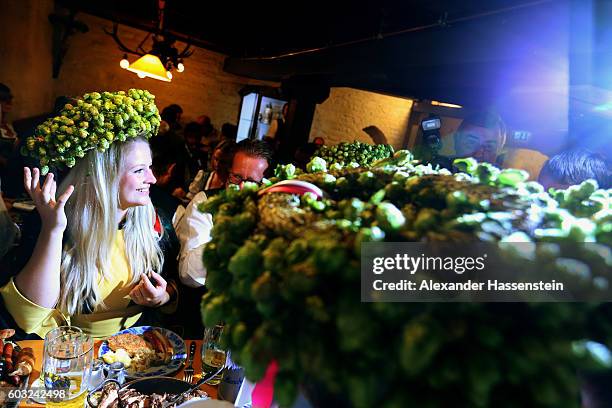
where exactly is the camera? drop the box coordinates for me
[421,117,441,132]
[416,114,453,170]
[420,115,442,151]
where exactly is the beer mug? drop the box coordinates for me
[43,326,93,407]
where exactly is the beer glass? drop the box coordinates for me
[201,324,227,386]
[43,326,93,407]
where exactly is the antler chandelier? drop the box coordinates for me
[105,0,193,82]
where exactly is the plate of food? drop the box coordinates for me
[0,329,36,408]
[87,377,209,408]
[99,326,187,378]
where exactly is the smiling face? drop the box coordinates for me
[118,140,157,211]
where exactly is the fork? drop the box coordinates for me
[163,364,224,408]
[182,341,197,383]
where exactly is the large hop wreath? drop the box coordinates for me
[22,89,161,175]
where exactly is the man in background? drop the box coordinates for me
[538,147,611,190]
[160,104,183,134]
[453,111,507,165]
[0,84,18,175]
[264,103,292,163]
[174,139,272,336]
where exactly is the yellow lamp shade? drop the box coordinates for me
[126,54,170,82]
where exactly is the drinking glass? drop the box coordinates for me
[43,326,93,407]
[42,326,83,360]
[201,324,227,386]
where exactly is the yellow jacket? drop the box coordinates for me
[0,230,144,339]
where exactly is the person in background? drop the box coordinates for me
[0,83,18,174]
[197,115,219,143]
[184,121,205,167]
[264,103,291,163]
[147,146,183,325]
[0,91,178,340]
[174,139,271,337]
[220,122,238,143]
[265,103,288,142]
[195,115,218,163]
[160,104,183,134]
[157,120,171,136]
[186,140,235,199]
[538,147,611,190]
[294,141,320,171]
[453,111,507,165]
[502,147,549,181]
[150,137,185,214]
[176,139,272,288]
[0,177,19,260]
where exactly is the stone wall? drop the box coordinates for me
[0,0,55,120]
[2,5,415,151]
[53,14,276,128]
[1,5,275,129]
[309,87,413,149]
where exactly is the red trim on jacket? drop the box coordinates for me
[154,210,162,236]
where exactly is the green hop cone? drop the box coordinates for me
[498,169,529,187]
[453,157,478,175]
[228,241,263,277]
[376,202,406,231]
[231,322,249,349]
[306,156,327,173]
[201,294,227,327]
[354,226,385,255]
[25,89,160,169]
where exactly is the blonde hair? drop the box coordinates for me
[58,136,163,315]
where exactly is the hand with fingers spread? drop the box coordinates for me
[23,167,74,233]
[129,271,170,307]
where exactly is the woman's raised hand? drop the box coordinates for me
[23,167,74,233]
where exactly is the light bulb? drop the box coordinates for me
[120,54,129,69]
[137,72,146,79]
[166,71,173,80]
[177,62,184,73]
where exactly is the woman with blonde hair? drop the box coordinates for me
[0,89,178,339]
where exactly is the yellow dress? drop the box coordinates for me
[0,230,144,339]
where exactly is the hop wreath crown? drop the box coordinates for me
[22,89,161,175]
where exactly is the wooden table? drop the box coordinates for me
[17,339,218,407]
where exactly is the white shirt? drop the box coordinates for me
[174,191,214,288]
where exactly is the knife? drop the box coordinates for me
[161,365,225,408]
[186,341,196,366]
